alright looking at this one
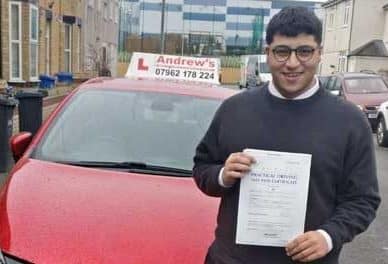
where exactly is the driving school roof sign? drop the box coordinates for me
[126,52,220,85]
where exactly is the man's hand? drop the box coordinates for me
[222,152,255,186]
[285,231,329,262]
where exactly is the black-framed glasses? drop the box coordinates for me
[271,45,318,63]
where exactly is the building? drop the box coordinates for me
[0,0,86,87]
[39,0,85,78]
[118,0,324,56]
[84,0,120,77]
[0,0,121,87]
[321,0,388,74]
[1,0,41,85]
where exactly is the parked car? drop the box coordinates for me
[317,75,331,88]
[323,72,388,130]
[0,78,237,263]
[377,100,388,147]
[239,54,272,89]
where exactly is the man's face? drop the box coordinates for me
[266,33,321,98]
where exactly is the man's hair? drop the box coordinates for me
[266,6,322,45]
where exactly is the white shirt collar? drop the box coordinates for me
[268,76,320,100]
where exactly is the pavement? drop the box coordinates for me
[11,84,74,134]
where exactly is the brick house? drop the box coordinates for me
[1,0,40,86]
[0,0,86,88]
[39,0,85,78]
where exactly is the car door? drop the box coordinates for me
[326,76,342,96]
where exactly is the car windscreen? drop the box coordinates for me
[344,77,388,94]
[32,89,222,173]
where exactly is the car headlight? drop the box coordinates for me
[0,251,31,264]
[357,105,364,111]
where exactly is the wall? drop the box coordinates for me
[321,0,353,74]
[350,0,386,51]
[220,67,239,84]
[84,0,119,77]
[384,8,388,46]
[117,62,128,77]
[348,56,388,72]
[40,0,87,77]
[320,51,342,74]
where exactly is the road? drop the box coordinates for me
[340,138,388,264]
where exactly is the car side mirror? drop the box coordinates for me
[10,132,33,162]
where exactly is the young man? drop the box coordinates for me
[193,6,380,264]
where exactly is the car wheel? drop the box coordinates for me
[376,117,388,147]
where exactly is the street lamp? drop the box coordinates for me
[160,0,166,54]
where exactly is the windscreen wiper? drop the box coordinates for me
[58,160,192,177]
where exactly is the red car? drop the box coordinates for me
[323,72,388,130]
[0,78,236,263]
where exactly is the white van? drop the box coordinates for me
[239,54,272,89]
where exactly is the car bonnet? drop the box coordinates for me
[0,159,218,263]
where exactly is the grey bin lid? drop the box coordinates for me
[15,89,49,99]
[0,95,18,106]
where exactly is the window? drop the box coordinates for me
[77,28,82,72]
[344,78,388,94]
[30,5,39,80]
[64,24,72,72]
[338,51,347,72]
[109,1,113,20]
[9,2,22,80]
[115,3,119,24]
[338,57,346,72]
[104,2,108,20]
[86,6,94,45]
[102,46,107,66]
[34,89,222,171]
[343,2,351,26]
[327,11,335,30]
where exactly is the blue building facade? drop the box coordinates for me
[119,0,323,54]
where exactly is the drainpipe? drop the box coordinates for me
[346,0,355,71]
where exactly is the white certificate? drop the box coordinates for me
[236,148,312,247]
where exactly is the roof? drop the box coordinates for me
[321,0,346,8]
[78,78,238,100]
[338,72,382,79]
[348,39,388,57]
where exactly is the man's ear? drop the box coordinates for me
[265,47,270,55]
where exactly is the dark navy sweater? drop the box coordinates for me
[193,85,380,264]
